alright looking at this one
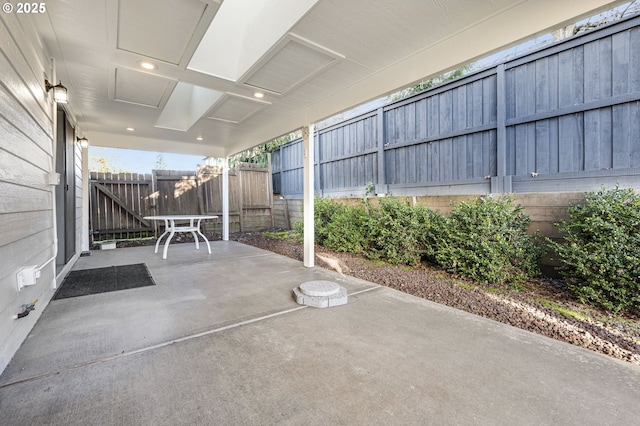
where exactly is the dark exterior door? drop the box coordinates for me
[56,108,76,268]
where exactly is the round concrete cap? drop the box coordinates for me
[299,280,341,297]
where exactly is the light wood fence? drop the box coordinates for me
[89,162,273,241]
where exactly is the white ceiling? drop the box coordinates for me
[34,0,625,158]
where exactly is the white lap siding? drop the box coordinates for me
[0,13,80,374]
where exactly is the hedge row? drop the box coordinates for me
[299,194,543,286]
[296,186,639,314]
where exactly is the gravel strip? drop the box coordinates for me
[231,232,640,365]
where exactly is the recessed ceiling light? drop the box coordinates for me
[137,60,158,70]
[196,136,203,141]
[254,92,265,99]
[126,127,135,131]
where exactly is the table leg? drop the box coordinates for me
[189,218,200,250]
[154,219,170,254]
[162,220,177,259]
[196,230,212,254]
[195,219,210,254]
[190,230,200,250]
[162,229,176,259]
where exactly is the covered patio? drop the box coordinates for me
[2,0,640,423]
[1,242,639,424]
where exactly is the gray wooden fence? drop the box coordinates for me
[272,15,640,199]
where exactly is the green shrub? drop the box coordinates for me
[296,196,442,265]
[549,186,640,314]
[366,197,440,265]
[432,195,543,285]
[312,197,344,245]
[291,217,304,243]
[295,197,371,254]
[321,202,371,254]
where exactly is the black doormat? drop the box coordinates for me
[53,263,155,300]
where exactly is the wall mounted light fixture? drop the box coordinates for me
[45,79,68,104]
[77,136,88,148]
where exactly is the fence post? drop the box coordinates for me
[282,198,291,229]
[196,167,204,215]
[375,106,387,195]
[492,64,512,193]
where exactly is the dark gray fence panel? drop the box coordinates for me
[504,45,588,176]
[271,148,282,194]
[504,21,640,184]
[278,138,305,197]
[384,72,498,186]
[318,113,378,193]
[273,15,640,198]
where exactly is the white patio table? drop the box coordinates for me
[144,215,218,259]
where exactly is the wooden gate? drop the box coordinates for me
[153,170,200,215]
[197,163,274,233]
[89,172,154,241]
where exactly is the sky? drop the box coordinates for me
[89,146,206,174]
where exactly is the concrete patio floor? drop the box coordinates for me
[1,241,639,425]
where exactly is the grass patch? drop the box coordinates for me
[556,307,587,321]
[363,259,389,267]
[455,281,477,290]
[534,298,588,321]
[534,297,557,309]
[262,231,294,240]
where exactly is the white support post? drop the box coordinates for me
[302,125,315,268]
[81,141,90,251]
[222,158,229,241]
